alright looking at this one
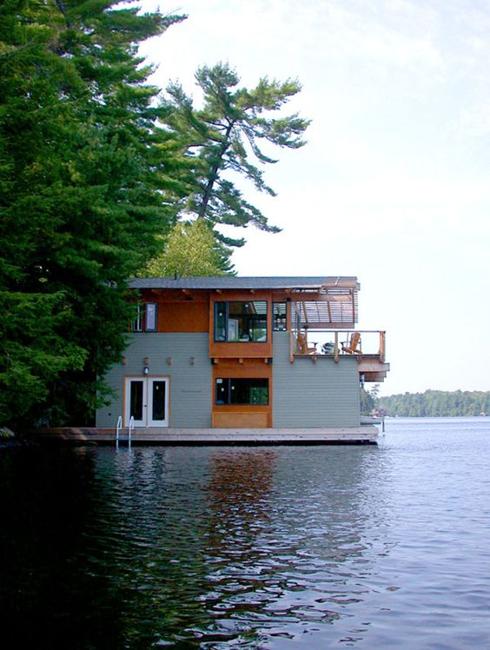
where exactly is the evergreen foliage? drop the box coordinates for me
[377,390,490,417]
[0,1,185,427]
[360,386,377,415]
[0,5,310,428]
[163,63,310,266]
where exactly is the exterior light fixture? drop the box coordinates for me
[143,356,150,375]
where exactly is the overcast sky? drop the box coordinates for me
[139,0,490,396]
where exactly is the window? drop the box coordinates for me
[214,301,268,342]
[132,305,143,332]
[215,378,269,405]
[132,303,157,332]
[145,303,157,331]
[273,302,287,331]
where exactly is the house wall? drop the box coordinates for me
[272,332,361,427]
[96,323,361,430]
[96,333,211,428]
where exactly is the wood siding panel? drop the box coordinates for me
[158,301,208,332]
[272,332,361,428]
[212,411,269,428]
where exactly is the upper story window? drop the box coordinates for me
[215,378,269,405]
[132,303,158,332]
[132,305,143,332]
[214,301,268,342]
[273,302,287,331]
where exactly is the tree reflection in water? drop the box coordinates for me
[0,445,389,648]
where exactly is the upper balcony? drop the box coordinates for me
[289,328,389,382]
[289,297,389,382]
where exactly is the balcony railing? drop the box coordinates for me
[289,329,386,364]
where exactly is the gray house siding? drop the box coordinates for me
[272,332,361,427]
[97,331,361,430]
[96,333,211,428]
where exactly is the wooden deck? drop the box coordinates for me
[29,426,379,445]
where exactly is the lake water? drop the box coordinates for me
[1,418,490,649]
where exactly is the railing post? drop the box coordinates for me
[289,330,295,363]
[334,331,339,363]
[379,331,386,363]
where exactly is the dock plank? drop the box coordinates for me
[29,426,379,445]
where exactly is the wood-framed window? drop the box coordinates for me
[272,302,287,331]
[132,303,158,332]
[132,304,143,332]
[214,301,268,342]
[215,378,269,405]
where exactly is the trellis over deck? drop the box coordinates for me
[288,284,389,382]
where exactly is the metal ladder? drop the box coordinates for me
[115,415,134,448]
[115,416,122,449]
[127,416,134,449]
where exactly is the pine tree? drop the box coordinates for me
[0,1,186,427]
[163,62,310,266]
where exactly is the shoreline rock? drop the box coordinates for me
[0,426,16,440]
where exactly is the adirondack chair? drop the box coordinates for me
[341,332,361,354]
[297,332,317,355]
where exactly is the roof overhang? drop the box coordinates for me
[129,276,360,292]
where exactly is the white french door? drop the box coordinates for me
[125,377,169,427]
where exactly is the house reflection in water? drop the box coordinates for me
[205,449,277,549]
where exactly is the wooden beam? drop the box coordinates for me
[379,331,386,363]
[302,301,308,326]
[289,331,295,363]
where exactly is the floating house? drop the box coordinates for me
[93,276,389,444]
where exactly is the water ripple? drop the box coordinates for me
[1,419,490,648]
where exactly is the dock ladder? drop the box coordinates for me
[115,415,134,448]
[115,415,122,449]
[128,416,134,449]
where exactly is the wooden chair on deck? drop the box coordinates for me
[297,332,317,355]
[341,332,361,354]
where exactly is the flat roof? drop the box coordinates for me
[129,276,359,291]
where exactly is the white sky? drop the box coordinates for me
[139,0,490,395]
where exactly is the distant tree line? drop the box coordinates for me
[376,390,490,417]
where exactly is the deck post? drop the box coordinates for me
[334,332,339,363]
[289,330,295,363]
[379,331,386,363]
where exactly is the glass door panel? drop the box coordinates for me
[125,378,146,426]
[148,379,168,426]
